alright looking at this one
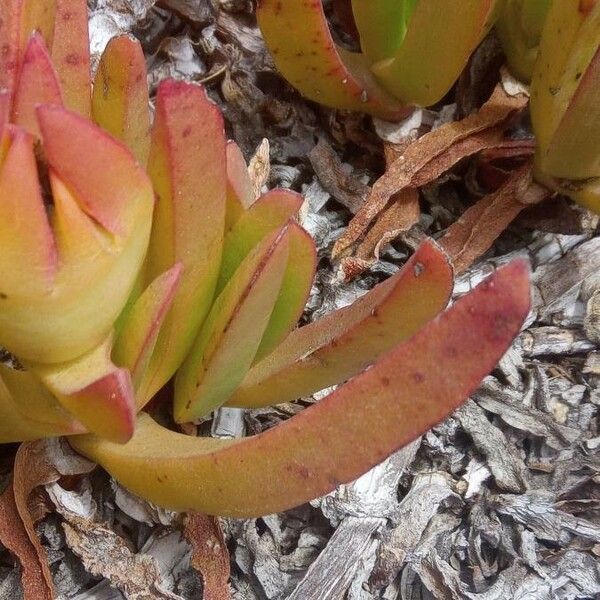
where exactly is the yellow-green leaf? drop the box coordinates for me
[227,240,452,408]
[174,227,291,422]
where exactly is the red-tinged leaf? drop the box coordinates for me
[38,104,152,235]
[542,45,600,180]
[113,264,183,394]
[0,135,151,365]
[256,0,410,120]
[226,140,254,230]
[92,35,151,166]
[72,259,530,517]
[31,336,136,444]
[255,222,317,361]
[0,126,56,300]
[51,0,91,117]
[11,34,63,137]
[227,240,452,408]
[174,227,291,422]
[0,0,22,101]
[217,188,303,294]
[370,0,499,106]
[138,80,227,405]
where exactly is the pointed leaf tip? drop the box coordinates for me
[0,126,57,298]
[93,35,151,166]
[228,239,452,408]
[37,104,153,235]
[11,33,63,137]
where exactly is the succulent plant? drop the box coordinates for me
[0,0,154,443]
[496,0,551,82]
[256,0,501,118]
[0,0,531,518]
[528,0,600,212]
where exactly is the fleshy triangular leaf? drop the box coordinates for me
[51,0,91,117]
[0,126,57,300]
[11,33,63,137]
[113,264,183,393]
[370,0,499,106]
[225,140,254,230]
[227,240,452,408]
[0,364,85,442]
[92,35,151,166]
[174,227,291,422]
[216,188,303,294]
[31,336,135,444]
[256,0,409,119]
[72,259,530,517]
[541,45,600,180]
[254,222,317,361]
[351,0,417,63]
[38,104,152,235]
[138,80,227,405]
[530,0,600,157]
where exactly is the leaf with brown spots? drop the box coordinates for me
[92,35,151,166]
[227,240,452,408]
[71,258,530,517]
[51,0,91,117]
[256,0,409,120]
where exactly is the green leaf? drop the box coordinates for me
[254,222,317,361]
[113,264,182,393]
[174,227,291,422]
[351,0,417,63]
[371,0,499,106]
[216,188,303,294]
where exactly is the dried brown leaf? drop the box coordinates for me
[439,164,548,273]
[0,480,54,600]
[332,84,528,261]
[247,138,270,201]
[352,187,420,269]
[0,439,94,600]
[309,138,369,214]
[184,513,231,600]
